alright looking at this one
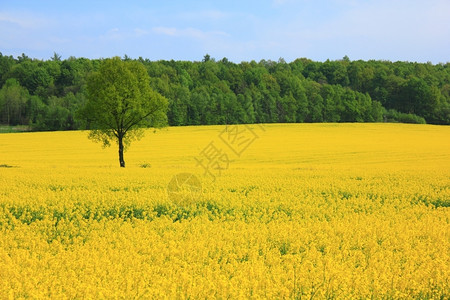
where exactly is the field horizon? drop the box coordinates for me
[1,122,449,168]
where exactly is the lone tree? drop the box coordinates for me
[79,57,168,167]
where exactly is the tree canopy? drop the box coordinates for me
[1,53,449,131]
[78,57,168,167]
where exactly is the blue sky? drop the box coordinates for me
[1,0,449,63]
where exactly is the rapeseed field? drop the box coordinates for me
[0,123,449,299]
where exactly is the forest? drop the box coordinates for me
[0,52,449,131]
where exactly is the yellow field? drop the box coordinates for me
[0,123,449,299]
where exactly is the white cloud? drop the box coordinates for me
[100,28,123,40]
[179,10,229,21]
[152,26,228,40]
[0,11,55,54]
[152,26,178,36]
[272,0,296,6]
[0,11,50,29]
[134,28,149,37]
[1,0,448,62]
[254,0,450,62]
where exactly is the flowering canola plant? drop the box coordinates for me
[0,123,449,299]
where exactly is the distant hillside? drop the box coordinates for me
[1,53,448,131]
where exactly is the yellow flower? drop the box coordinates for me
[0,123,449,298]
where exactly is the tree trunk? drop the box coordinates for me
[118,135,125,168]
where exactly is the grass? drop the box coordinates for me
[0,124,31,133]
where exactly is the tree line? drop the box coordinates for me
[1,53,449,131]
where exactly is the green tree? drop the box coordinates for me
[320,60,349,86]
[399,77,440,118]
[239,93,256,123]
[277,93,297,122]
[34,96,71,131]
[78,57,168,167]
[0,78,29,125]
[0,53,448,127]
[51,52,62,62]
[0,53,16,86]
[321,85,342,122]
[305,80,323,122]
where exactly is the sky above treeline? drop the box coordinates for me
[1,0,449,63]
